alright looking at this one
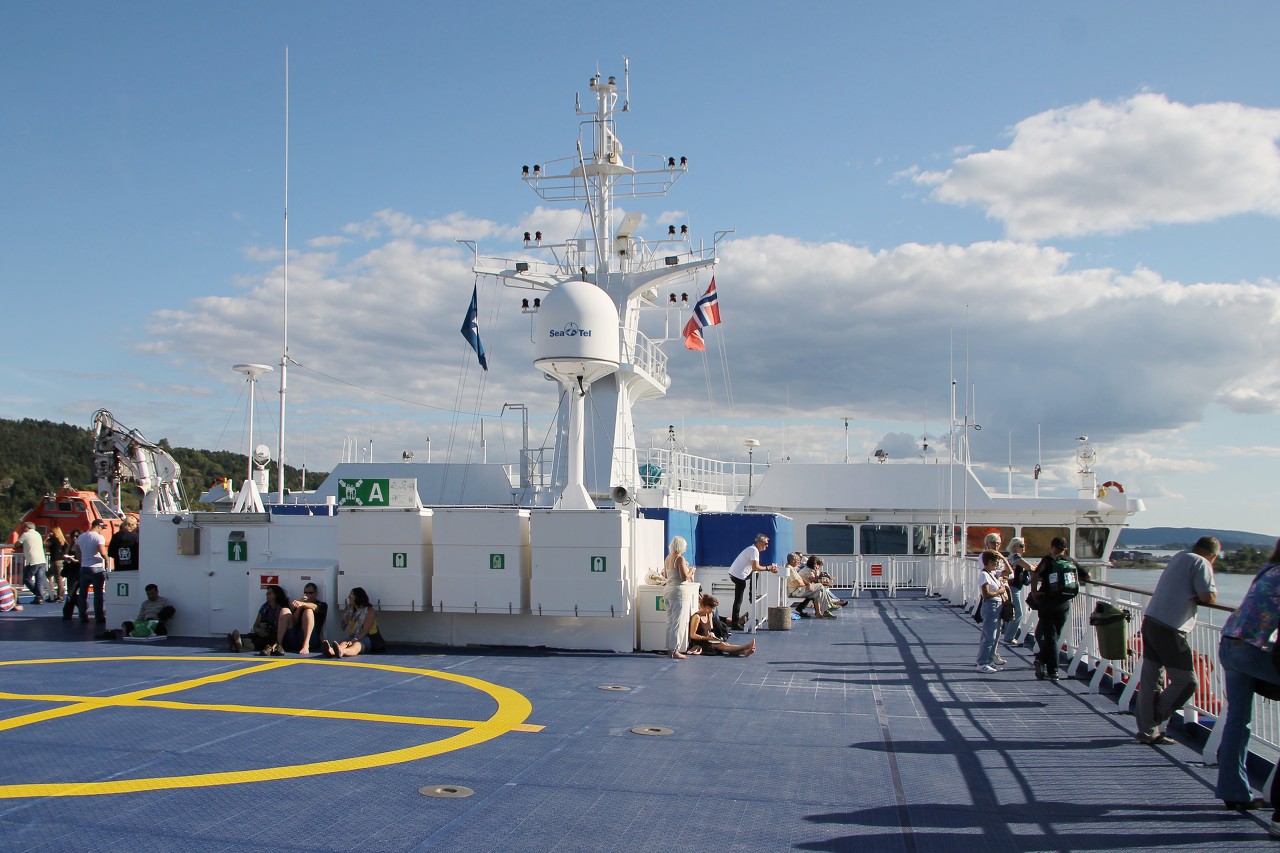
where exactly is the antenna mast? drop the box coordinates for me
[276,47,290,503]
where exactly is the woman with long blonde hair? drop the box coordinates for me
[663,535,698,659]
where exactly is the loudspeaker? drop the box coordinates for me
[611,485,630,505]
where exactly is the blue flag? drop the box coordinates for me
[460,284,488,370]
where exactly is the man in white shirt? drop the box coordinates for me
[18,522,49,605]
[727,534,777,629]
[77,519,111,624]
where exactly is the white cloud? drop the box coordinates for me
[142,219,1280,484]
[1220,445,1280,458]
[914,93,1280,240]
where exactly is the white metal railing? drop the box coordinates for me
[619,326,668,388]
[638,448,754,498]
[810,555,934,599]
[2,549,25,589]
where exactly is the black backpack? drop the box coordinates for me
[1043,557,1080,601]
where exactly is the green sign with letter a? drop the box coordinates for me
[337,478,390,507]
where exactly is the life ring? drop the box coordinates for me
[1100,481,1125,493]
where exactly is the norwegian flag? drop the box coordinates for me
[682,278,721,351]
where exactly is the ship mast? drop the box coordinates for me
[472,64,726,501]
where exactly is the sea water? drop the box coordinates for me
[1106,566,1253,609]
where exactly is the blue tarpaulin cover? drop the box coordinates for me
[691,513,794,567]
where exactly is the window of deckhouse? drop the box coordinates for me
[1021,527,1070,558]
[1075,527,1109,560]
[965,526,1014,554]
[860,524,910,555]
[806,524,856,555]
[913,525,942,555]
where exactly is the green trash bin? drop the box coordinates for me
[1089,601,1130,660]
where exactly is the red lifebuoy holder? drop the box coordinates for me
[1100,481,1125,493]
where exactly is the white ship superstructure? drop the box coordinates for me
[91,67,1141,653]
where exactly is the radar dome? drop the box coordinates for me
[534,280,621,386]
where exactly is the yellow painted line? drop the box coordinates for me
[0,656,538,798]
[0,659,289,734]
[0,694,543,732]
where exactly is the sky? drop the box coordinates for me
[3,2,1280,535]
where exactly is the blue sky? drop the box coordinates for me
[4,2,1280,536]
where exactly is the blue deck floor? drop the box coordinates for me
[0,591,1273,852]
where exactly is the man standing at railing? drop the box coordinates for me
[1135,536,1219,746]
[727,534,777,629]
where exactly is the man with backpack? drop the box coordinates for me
[1028,536,1086,682]
[1135,536,1219,746]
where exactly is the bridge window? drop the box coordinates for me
[1075,527,1109,560]
[1021,527,1070,559]
[861,524,910,555]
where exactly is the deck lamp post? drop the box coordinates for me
[744,438,760,499]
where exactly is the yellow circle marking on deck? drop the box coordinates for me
[0,656,540,798]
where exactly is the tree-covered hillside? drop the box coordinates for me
[0,417,328,535]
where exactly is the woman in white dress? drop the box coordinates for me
[664,536,699,659]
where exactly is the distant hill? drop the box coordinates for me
[0,416,328,535]
[1119,527,1276,550]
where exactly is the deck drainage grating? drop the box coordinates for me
[420,785,475,798]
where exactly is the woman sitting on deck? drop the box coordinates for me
[324,587,383,658]
[689,594,756,657]
[805,555,844,612]
[244,584,292,656]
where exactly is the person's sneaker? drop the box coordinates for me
[228,630,242,653]
[976,664,998,673]
[821,612,838,619]
[993,654,1007,665]
[1034,660,1047,680]
[1002,639,1020,647]
[31,598,44,605]
[1048,672,1060,682]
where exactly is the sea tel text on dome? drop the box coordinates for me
[549,322,593,338]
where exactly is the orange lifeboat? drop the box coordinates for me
[6,488,130,544]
